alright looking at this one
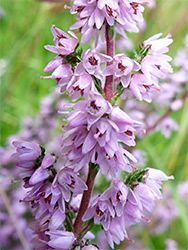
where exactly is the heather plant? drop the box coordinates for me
[1,1,188,250]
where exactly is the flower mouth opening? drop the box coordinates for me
[96,206,104,218]
[116,191,122,202]
[105,5,117,18]
[88,100,102,114]
[118,62,127,72]
[88,56,98,66]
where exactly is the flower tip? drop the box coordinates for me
[40,76,51,80]
[167,33,172,38]
[125,236,134,243]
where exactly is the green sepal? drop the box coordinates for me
[124,169,148,190]
[92,76,105,98]
[116,82,123,92]
[40,146,46,158]
[64,215,74,232]
[136,44,151,62]
[51,168,57,176]
[89,162,100,179]
[110,89,124,105]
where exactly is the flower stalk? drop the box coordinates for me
[73,163,99,238]
[104,23,114,102]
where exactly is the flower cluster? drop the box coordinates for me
[83,168,173,248]
[61,92,138,177]
[12,140,90,249]
[3,1,186,249]
[68,0,148,44]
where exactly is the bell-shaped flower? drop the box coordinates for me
[48,208,65,230]
[13,141,41,162]
[126,168,174,221]
[142,33,173,55]
[81,49,112,80]
[46,230,76,250]
[57,167,88,198]
[70,0,148,43]
[83,195,115,231]
[29,155,55,185]
[101,181,129,217]
[62,105,137,176]
[44,55,65,72]
[140,33,173,82]
[104,216,128,249]
[66,72,95,102]
[66,91,112,129]
[157,117,178,139]
[103,54,140,88]
[129,73,158,103]
[44,25,78,55]
[141,54,173,81]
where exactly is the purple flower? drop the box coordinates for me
[69,0,148,43]
[129,73,158,102]
[104,216,128,249]
[141,54,173,81]
[62,103,137,176]
[142,33,173,55]
[170,99,183,111]
[42,63,73,91]
[13,141,41,162]
[123,168,174,228]
[46,230,76,249]
[103,54,140,88]
[101,181,129,217]
[29,155,56,185]
[141,33,173,81]
[44,55,65,73]
[165,239,178,250]
[44,25,78,55]
[57,167,88,197]
[83,195,115,230]
[66,71,95,101]
[66,91,112,129]
[123,188,144,226]
[129,168,174,214]
[156,117,178,138]
[80,49,112,80]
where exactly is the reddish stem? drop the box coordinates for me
[73,164,98,238]
[104,23,114,102]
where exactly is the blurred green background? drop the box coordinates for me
[0,0,188,249]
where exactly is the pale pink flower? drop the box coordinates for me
[44,25,78,55]
[103,54,140,88]
[46,230,76,249]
